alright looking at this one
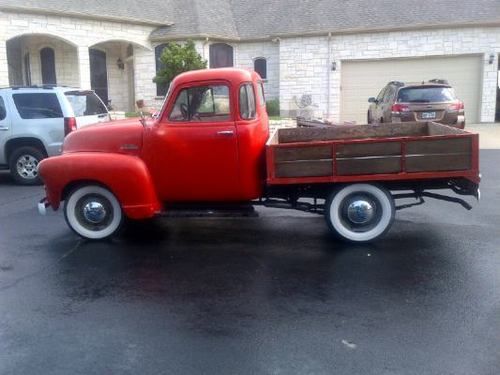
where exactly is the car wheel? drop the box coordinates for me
[325,184,395,243]
[9,146,45,185]
[64,185,124,240]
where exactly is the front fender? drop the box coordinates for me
[38,152,162,219]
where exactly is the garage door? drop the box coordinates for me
[341,55,482,124]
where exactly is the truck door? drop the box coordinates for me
[148,81,241,202]
[0,93,12,165]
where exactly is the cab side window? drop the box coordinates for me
[239,83,256,120]
[169,84,230,122]
[0,97,6,121]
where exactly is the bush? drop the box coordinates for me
[266,99,280,117]
[153,40,207,87]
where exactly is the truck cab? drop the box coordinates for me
[143,69,269,202]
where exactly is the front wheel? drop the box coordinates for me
[325,184,395,243]
[64,185,124,240]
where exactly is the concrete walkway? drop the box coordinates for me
[468,123,500,149]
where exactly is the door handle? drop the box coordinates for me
[0,126,9,131]
[216,130,234,136]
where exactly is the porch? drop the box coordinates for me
[2,33,149,112]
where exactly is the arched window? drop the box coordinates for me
[155,43,169,96]
[254,58,267,79]
[209,43,233,68]
[89,49,108,105]
[40,47,56,85]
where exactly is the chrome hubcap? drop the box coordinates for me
[16,155,39,179]
[83,201,107,224]
[347,200,375,225]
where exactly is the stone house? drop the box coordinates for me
[0,0,499,123]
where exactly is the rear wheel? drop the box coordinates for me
[325,184,395,243]
[9,146,45,185]
[64,185,123,240]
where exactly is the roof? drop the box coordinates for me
[0,0,176,26]
[2,0,500,40]
[152,0,500,40]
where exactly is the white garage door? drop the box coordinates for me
[341,55,482,124]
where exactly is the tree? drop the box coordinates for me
[153,41,207,88]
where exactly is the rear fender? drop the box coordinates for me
[38,153,162,219]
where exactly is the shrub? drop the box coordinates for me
[153,40,207,87]
[266,99,280,117]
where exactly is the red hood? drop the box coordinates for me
[63,118,147,155]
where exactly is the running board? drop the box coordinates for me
[161,204,258,218]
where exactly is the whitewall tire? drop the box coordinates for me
[326,184,395,243]
[64,185,123,240]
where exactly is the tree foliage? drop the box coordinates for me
[153,40,207,87]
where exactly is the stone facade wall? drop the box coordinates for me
[279,36,331,119]
[102,43,129,111]
[235,42,280,100]
[280,27,500,123]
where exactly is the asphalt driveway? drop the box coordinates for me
[0,151,499,375]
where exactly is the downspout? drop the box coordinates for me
[326,32,332,119]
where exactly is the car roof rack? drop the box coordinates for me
[428,78,449,85]
[0,84,73,90]
[388,80,405,87]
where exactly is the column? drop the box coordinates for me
[0,40,9,87]
[77,45,91,89]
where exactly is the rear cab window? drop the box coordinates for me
[12,93,63,119]
[397,86,456,103]
[239,83,256,120]
[65,91,108,117]
[169,84,230,122]
[257,82,265,107]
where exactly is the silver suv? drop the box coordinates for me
[0,86,110,184]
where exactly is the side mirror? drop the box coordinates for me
[368,97,377,103]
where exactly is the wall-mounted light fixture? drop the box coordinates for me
[117,58,125,70]
[331,61,337,71]
[488,53,495,65]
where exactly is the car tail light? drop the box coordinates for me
[449,101,464,111]
[64,117,77,136]
[391,103,409,113]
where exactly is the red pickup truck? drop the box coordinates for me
[38,68,480,243]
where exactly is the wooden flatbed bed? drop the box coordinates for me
[266,122,479,186]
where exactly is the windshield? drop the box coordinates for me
[65,91,108,116]
[397,87,456,103]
